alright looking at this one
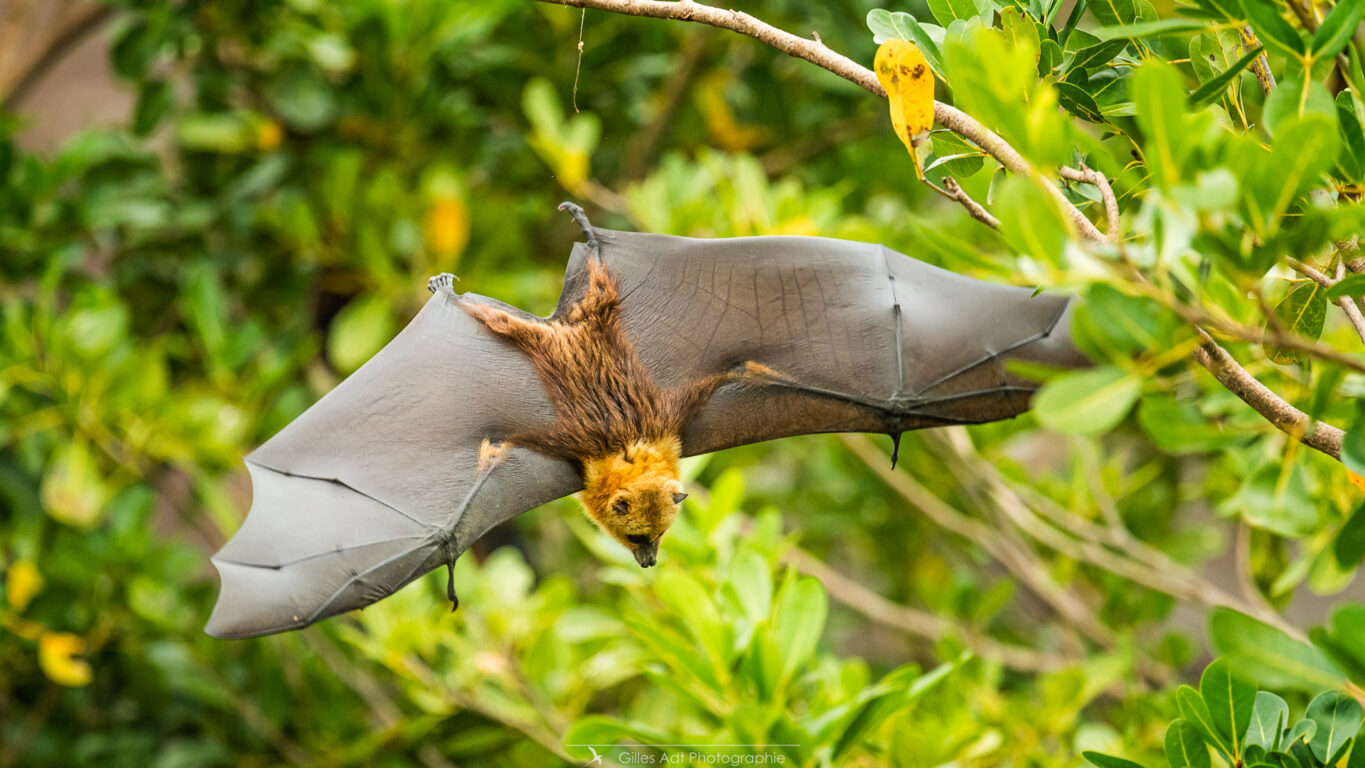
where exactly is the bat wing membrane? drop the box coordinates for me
[206,291,580,638]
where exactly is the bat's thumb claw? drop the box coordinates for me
[427,273,460,297]
[556,202,599,250]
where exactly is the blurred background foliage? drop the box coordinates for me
[2,0,1365,765]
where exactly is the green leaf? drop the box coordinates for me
[1247,692,1290,752]
[176,113,255,153]
[1074,283,1164,359]
[1082,751,1147,768]
[1132,60,1191,188]
[1306,690,1362,763]
[1091,19,1206,40]
[1056,81,1107,122]
[1068,39,1130,72]
[328,295,396,375]
[1327,273,1365,298]
[1316,620,1365,690]
[655,569,731,670]
[930,131,985,178]
[830,656,965,759]
[1201,658,1257,760]
[1312,0,1364,58]
[722,549,772,627]
[994,175,1070,262]
[1233,463,1318,538]
[1178,685,1236,762]
[1264,78,1338,135]
[1243,0,1307,58]
[1335,502,1365,569]
[1251,114,1342,229]
[1034,366,1141,436]
[1264,280,1326,365]
[927,0,983,26]
[1088,0,1138,26]
[265,66,337,133]
[1166,719,1212,768]
[866,10,946,75]
[1138,397,1247,454]
[1189,46,1265,107]
[1002,6,1042,63]
[771,574,827,688]
[1338,91,1365,182]
[40,439,111,528]
[1039,39,1063,75]
[1210,608,1347,693]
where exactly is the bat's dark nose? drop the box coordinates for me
[632,542,658,567]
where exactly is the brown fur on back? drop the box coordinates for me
[460,257,721,466]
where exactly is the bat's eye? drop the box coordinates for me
[626,534,650,545]
[672,492,688,505]
[613,498,630,515]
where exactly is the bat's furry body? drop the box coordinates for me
[204,204,1089,639]
[459,254,721,565]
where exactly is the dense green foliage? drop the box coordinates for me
[2,0,1365,765]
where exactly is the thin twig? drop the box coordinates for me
[1191,329,1345,459]
[782,545,1074,672]
[1240,26,1276,95]
[571,7,586,113]
[841,434,1115,648]
[1059,163,1120,243]
[933,429,1306,642]
[942,176,1000,229]
[1154,292,1365,376]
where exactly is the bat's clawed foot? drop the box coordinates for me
[428,273,460,297]
[446,561,459,613]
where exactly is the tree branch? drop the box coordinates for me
[1191,329,1344,460]
[1060,163,1120,243]
[841,435,1115,649]
[0,3,114,110]
[941,175,1000,229]
[780,544,1073,672]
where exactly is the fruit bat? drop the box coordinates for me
[204,203,1088,639]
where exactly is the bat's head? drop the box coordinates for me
[579,437,687,568]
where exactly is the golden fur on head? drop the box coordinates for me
[579,436,686,567]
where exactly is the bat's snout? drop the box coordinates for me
[632,541,658,567]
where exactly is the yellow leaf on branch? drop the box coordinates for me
[874,39,935,179]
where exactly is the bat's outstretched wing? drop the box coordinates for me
[557,226,1087,457]
[205,287,580,639]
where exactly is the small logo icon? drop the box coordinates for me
[583,746,603,766]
